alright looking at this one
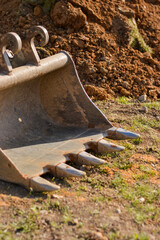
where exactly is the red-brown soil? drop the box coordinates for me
[0,0,159,100]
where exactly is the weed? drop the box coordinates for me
[61,206,73,225]
[0,224,13,240]
[139,165,155,176]
[50,221,62,230]
[131,116,160,131]
[116,96,131,104]
[62,213,72,225]
[129,18,153,54]
[142,101,160,110]
[131,137,142,145]
[78,185,88,192]
[110,173,127,189]
[122,141,134,150]
[108,230,120,240]
[43,194,52,210]
[133,173,149,181]
[97,166,110,174]
[105,151,120,159]
[109,172,160,224]
[117,159,133,170]
[12,205,40,233]
[92,195,106,203]
[132,233,149,240]
[54,200,60,209]
[77,222,84,228]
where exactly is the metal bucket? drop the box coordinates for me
[0,26,140,191]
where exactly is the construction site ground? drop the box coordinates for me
[0,99,160,240]
[0,0,160,239]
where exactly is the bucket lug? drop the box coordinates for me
[0,32,22,72]
[11,25,49,67]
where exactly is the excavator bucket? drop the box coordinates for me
[0,26,140,192]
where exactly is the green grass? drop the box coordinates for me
[142,101,160,110]
[0,205,41,238]
[116,96,131,104]
[139,165,155,176]
[132,233,149,240]
[129,18,153,54]
[131,116,160,132]
[92,195,106,203]
[12,205,40,233]
[109,173,160,224]
[130,137,142,145]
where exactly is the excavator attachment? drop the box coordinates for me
[0,26,140,192]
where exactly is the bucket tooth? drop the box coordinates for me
[98,139,125,153]
[48,163,86,178]
[30,176,60,192]
[77,151,106,166]
[87,139,125,154]
[105,127,140,140]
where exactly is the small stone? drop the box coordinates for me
[40,210,48,215]
[99,67,108,74]
[120,87,130,97]
[140,106,148,113]
[34,5,43,17]
[6,50,14,58]
[101,79,106,83]
[50,1,87,30]
[50,35,58,43]
[51,194,64,199]
[139,197,145,203]
[87,66,97,75]
[138,94,147,102]
[87,231,108,240]
[72,39,85,48]
[79,35,89,42]
[18,118,23,123]
[122,82,130,89]
[118,6,135,18]
[23,24,31,29]
[155,116,159,121]
[73,218,79,225]
[115,208,121,214]
[18,16,26,27]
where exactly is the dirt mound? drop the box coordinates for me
[0,0,159,99]
[50,1,87,30]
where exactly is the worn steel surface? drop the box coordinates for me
[0,26,140,192]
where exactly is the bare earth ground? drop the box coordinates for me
[0,100,160,240]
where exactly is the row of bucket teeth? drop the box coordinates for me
[28,128,140,192]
